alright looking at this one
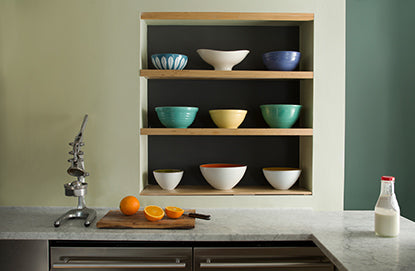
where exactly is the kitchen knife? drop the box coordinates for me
[185,212,211,220]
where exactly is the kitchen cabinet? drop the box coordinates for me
[0,240,48,271]
[138,12,314,196]
[50,243,192,270]
[194,246,334,271]
[49,240,334,271]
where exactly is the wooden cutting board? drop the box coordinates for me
[96,209,195,229]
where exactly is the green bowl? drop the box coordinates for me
[155,106,199,128]
[260,104,302,128]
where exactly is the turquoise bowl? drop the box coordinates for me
[155,106,199,128]
[260,104,302,128]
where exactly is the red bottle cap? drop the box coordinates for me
[381,176,395,181]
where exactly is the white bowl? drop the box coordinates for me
[153,169,183,190]
[200,163,247,190]
[263,167,301,190]
[196,49,250,71]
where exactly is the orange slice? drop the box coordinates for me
[165,206,184,219]
[144,205,165,221]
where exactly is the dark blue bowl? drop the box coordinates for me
[262,51,301,71]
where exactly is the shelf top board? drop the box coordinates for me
[140,185,312,196]
[140,70,313,80]
[140,128,313,136]
[141,12,314,22]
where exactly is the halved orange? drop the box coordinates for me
[165,206,184,219]
[144,205,165,222]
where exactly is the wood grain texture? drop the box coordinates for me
[140,128,313,136]
[96,209,195,229]
[140,185,312,196]
[141,12,314,21]
[140,70,313,80]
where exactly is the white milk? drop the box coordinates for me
[375,208,400,237]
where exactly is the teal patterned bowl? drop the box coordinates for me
[260,104,302,128]
[155,106,199,128]
[151,54,188,70]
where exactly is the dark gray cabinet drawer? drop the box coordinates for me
[0,240,48,271]
[194,247,334,271]
[50,246,192,271]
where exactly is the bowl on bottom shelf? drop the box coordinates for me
[209,109,247,128]
[262,167,301,190]
[260,104,302,128]
[200,163,247,190]
[153,169,184,190]
[155,106,199,128]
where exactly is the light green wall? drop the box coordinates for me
[345,0,415,220]
[0,0,345,209]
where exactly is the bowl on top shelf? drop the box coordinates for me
[209,109,247,129]
[155,106,199,128]
[151,53,188,70]
[196,49,250,71]
[262,51,301,71]
[200,163,247,190]
[260,104,302,128]
[153,169,184,190]
[263,167,302,190]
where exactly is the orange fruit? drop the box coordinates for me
[144,205,165,221]
[165,206,184,219]
[119,196,140,216]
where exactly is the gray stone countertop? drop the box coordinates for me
[1,206,414,271]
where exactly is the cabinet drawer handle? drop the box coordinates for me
[200,261,332,269]
[53,260,186,269]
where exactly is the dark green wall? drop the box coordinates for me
[345,0,415,220]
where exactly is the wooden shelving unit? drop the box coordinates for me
[139,12,314,197]
[140,69,313,80]
[141,128,313,136]
[140,185,312,196]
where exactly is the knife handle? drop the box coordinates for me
[188,213,211,220]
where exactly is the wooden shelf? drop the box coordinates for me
[140,185,312,196]
[140,128,313,136]
[141,12,314,22]
[140,69,313,80]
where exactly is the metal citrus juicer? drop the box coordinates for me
[54,114,96,227]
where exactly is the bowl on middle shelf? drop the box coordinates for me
[200,163,247,190]
[263,167,302,190]
[260,104,302,128]
[209,109,247,129]
[155,106,199,128]
[196,49,250,71]
[262,51,301,71]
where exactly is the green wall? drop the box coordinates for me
[345,0,415,220]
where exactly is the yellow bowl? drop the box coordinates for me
[209,109,247,129]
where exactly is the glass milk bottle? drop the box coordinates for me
[374,176,400,237]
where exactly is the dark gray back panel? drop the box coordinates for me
[148,80,300,128]
[148,136,299,186]
[147,25,301,187]
[147,25,299,70]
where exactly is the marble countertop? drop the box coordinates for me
[1,207,414,271]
